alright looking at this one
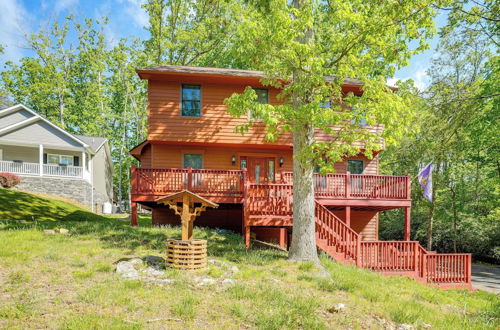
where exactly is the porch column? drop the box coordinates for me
[345,206,351,227]
[131,202,138,227]
[82,151,86,172]
[39,144,43,176]
[404,206,411,241]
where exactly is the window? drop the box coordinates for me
[0,149,3,161]
[351,106,367,126]
[268,159,275,182]
[240,158,247,169]
[249,88,268,121]
[254,88,268,104]
[47,154,74,166]
[347,160,364,174]
[183,153,203,169]
[181,84,201,117]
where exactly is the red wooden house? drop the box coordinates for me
[130,65,472,289]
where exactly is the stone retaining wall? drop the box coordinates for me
[14,175,93,209]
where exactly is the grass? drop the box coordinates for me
[0,188,498,329]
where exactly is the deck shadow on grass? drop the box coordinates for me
[0,211,287,265]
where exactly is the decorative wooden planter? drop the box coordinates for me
[166,239,207,270]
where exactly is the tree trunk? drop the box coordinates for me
[451,185,458,253]
[288,124,318,262]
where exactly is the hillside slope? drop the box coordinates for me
[0,189,498,329]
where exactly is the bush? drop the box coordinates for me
[0,173,21,188]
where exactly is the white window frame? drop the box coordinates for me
[47,153,74,166]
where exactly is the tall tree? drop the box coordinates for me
[225,0,443,262]
[143,0,238,67]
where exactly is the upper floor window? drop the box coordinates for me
[181,84,201,117]
[347,159,364,174]
[254,88,268,104]
[249,88,268,121]
[351,105,367,126]
[183,153,203,169]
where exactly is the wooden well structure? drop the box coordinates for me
[156,190,218,270]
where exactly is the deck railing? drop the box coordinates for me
[282,172,410,199]
[0,160,83,178]
[359,241,419,272]
[425,253,471,284]
[134,167,244,197]
[245,183,293,217]
[315,201,359,261]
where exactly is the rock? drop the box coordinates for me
[59,228,69,234]
[328,303,345,313]
[230,266,239,273]
[116,259,143,280]
[142,266,165,277]
[397,324,414,330]
[43,229,56,235]
[196,276,217,286]
[221,278,236,286]
[143,255,165,268]
[422,324,431,329]
[143,277,175,284]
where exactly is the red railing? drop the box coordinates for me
[425,253,472,284]
[315,201,359,261]
[134,167,244,197]
[281,172,410,200]
[246,184,293,217]
[359,241,419,272]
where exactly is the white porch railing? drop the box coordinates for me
[0,160,84,178]
[43,164,83,178]
[0,160,39,175]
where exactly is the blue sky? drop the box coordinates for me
[0,0,447,90]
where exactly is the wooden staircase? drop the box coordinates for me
[245,184,473,290]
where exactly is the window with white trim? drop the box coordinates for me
[47,154,74,166]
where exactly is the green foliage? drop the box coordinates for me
[379,5,499,261]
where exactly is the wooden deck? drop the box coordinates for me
[130,166,471,289]
[131,167,411,209]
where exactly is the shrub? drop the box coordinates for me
[0,173,21,188]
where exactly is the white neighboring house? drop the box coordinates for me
[0,104,113,213]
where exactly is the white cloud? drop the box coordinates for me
[54,0,78,14]
[119,0,149,28]
[387,67,429,91]
[0,0,31,64]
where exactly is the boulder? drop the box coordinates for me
[43,229,56,235]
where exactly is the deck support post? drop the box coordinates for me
[39,144,43,176]
[344,206,351,227]
[404,206,411,241]
[131,201,138,227]
[279,228,287,249]
[245,226,251,249]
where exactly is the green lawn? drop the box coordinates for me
[0,188,498,329]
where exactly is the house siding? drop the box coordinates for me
[0,109,34,130]
[0,121,82,148]
[147,79,384,148]
[142,143,378,176]
[92,146,113,208]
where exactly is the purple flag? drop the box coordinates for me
[418,163,433,202]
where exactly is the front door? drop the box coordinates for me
[247,157,275,184]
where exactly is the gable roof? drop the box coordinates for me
[0,104,108,155]
[74,135,107,153]
[136,65,365,87]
